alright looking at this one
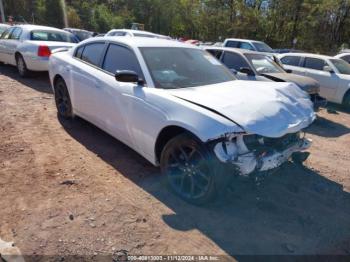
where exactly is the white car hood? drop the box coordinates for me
[168,80,316,138]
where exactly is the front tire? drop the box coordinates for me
[16,54,30,77]
[160,133,225,205]
[54,78,73,119]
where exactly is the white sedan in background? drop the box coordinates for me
[0,24,77,77]
[49,37,315,204]
[279,53,350,108]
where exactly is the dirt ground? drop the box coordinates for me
[0,65,350,260]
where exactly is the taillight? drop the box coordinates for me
[38,45,51,57]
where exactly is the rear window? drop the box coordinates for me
[280,56,301,66]
[30,30,77,43]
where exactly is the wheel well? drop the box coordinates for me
[14,52,22,59]
[342,89,350,104]
[53,74,64,87]
[155,126,192,163]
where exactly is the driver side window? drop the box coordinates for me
[102,44,144,78]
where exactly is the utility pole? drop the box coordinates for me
[0,0,5,23]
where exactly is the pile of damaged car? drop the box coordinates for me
[49,37,316,205]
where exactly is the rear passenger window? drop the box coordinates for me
[225,41,238,48]
[81,43,105,66]
[280,56,301,66]
[222,52,250,71]
[75,45,85,59]
[304,57,326,71]
[102,44,143,77]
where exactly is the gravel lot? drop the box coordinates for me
[0,65,350,259]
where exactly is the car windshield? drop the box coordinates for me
[30,30,77,43]
[245,53,284,74]
[330,59,350,75]
[140,47,235,89]
[253,42,274,52]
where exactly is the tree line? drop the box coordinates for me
[2,0,350,54]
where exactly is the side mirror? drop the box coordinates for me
[239,67,255,76]
[115,70,145,85]
[323,66,334,73]
[285,69,293,73]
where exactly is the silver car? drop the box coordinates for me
[0,24,77,77]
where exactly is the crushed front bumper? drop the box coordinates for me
[213,135,312,176]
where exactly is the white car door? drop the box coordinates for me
[70,42,135,146]
[0,28,14,63]
[95,43,147,146]
[302,57,338,100]
[69,42,107,125]
[2,27,23,65]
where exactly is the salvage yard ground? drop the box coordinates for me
[0,65,350,259]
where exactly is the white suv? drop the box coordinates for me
[279,53,350,108]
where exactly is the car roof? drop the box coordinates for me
[13,24,69,33]
[107,29,156,35]
[279,52,334,60]
[83,36,197,49]
[64,27,91,32]
[224,38,264,44]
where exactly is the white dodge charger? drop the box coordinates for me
[0,24,77,77]
[49,37,315,204]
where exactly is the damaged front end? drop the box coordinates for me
[211,132,311,177]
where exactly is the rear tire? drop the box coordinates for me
[54,78,73,119]
[15,54,30,77]
[160,133,227,205]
